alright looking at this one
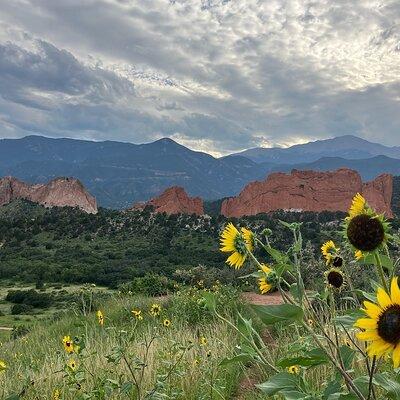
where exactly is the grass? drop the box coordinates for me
[0,291,242,399]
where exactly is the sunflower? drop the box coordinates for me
[199,336,207,346]
[206,349,212,358]
[62,336,74,354]
[96,310,104,326]
[163,319,171,328]
[345,193,389,253]
[220,223,249,269]
[52,389,61,400]
[321,240,343,266]
[258,264,275,294]
[354,277,400,367]
[132,309,143,321]
[241,227,255,252]
[67,358,77,372]
[287,365,300,374]
[0,359,6,373]
[324,268,345,290]
[150,303,161,317]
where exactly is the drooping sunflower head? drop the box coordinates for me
[321,240,343,267]
[287,365,300,374]
[150,303,161,317]
[324,268,345,290]
[220,223,249,269]
[258,264,276,294]
[355,277,400,367]
[62,335,74,354]
[345,193,389,253]
[96,310,104,326]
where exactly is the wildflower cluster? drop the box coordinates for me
[213,193,398,399]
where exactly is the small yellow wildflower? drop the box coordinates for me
[52,389,61,400]
[96,310,104,326]
[199,336,207,346]
[67,358,77,371]
[62,336,74,354]
[132,309,143,320]
[0,359,7,373]
[150,304,161,317]
[287,365,300,374]
[163,319,171,328]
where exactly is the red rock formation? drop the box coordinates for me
[0,176,97,214]
[131,186,203,215]
[221,169,393,218]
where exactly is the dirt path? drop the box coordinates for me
[241,291,283,306]
[0,327,13,331]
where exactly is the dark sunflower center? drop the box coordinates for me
[347,214,385,252]
[377,305,400,344]
[332,256,343,267]
[327,270,344,288]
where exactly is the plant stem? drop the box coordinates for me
[374,252,389,292]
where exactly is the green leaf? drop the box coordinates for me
[334,309,364,329]
[202,292,216,312]
[362,254,394,272]
[373,373,400,399]
[219,354,254,366]
[256,372,303,396]
[339,345,355,371]
[5,395,21,400]
[355,289,376,303]
[250,303,304,325]
[278,348,329,368]
[323,380,342,399]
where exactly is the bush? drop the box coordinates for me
[119,274,177,296]
[6,289,53,308]
[11,303,34,315]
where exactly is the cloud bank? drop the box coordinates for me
[0,0,399,155]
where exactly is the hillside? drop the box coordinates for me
[0,136,270,208]
[0,200,355,287]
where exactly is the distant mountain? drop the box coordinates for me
[0,136,270,208]
[268,155,400,181]
[234,135,400,164]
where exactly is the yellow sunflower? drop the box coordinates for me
[287,365,300,374]
[199,336,207,346]
[52,389,61,400]
[220,223,248,269]
[0,359,6,373]
[150,303,161,317]
[321,240,337,261]
[354,277,400,367]
[67,358,77,372]
[241,227,255,252]
[345,193,389,253]
[132,309,143,321]
[62,336,74,354]
[96,310,104,326]
[163,319,171,328]
[258,264,274,294]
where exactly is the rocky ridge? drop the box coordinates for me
[221,169,393,218]
[0,176,97,214]
[131,186,203,215]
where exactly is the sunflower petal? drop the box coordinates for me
[393,345,400,368]
[356,330,380,341]
[363,301,382,319]
[377,287,392,309]
[354,318,377,330]
[391,277,400,305]
[367,339,392,357]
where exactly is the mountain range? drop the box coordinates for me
[0,135,399,208]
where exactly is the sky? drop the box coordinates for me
[0,0,399,157]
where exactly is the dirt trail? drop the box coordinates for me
[241,291,283,306]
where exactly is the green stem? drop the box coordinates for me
[374,252,389,292]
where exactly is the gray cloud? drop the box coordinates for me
[0,0,400,155]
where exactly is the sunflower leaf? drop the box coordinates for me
[250,303,303,325]
[277,348,329,368]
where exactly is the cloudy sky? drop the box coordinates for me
[0,0,399,156]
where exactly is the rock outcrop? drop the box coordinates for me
[131,186,203,215]
[0,176,97,214]
[221,169,393,218]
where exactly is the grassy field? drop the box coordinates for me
[0,286,250,399]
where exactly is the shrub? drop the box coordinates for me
[11,303,34,315]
